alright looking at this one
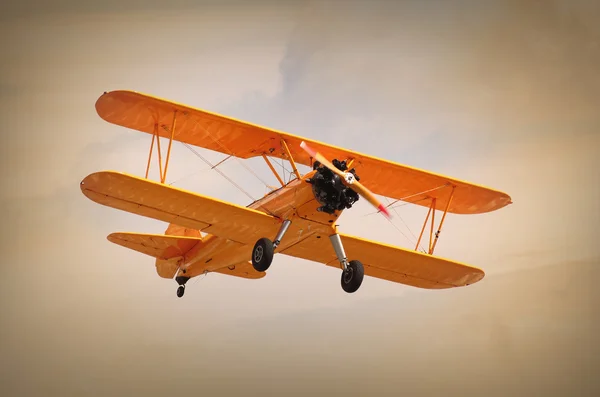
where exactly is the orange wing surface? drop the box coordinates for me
[108,231,199,279]
[95,90,512,214]
[212,261,266,279]
[108,232,202,260]
[81,171,282,245]
[280,233,484,289]
[107,232,265,279]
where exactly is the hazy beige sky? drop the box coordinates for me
[1,1,599,396]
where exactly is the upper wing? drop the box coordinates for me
[95,90,511,214]
[81,171,283,245]
[280,232,484,289]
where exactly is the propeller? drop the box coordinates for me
[299,141,391,219]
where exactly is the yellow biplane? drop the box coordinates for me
[80,90,512,297]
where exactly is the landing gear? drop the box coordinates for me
[341,260,364,293]
[252,237,274,272]
[175,275,189,298]
[251,219,291,272]
[250,220,365,293]
[329,233,364,293]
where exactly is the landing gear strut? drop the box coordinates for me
[175,275,189,298]
[252,219,291,272]
[329,234,364,293]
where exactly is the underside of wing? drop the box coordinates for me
[212,261,266,279]
[106,232,265,279]
[107,232,201,278]
[81,171,282,245]
[280,233,484,289]
[95,90,511,214]
[108,232,202,260]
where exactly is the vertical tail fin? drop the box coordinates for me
[164,223,202,239]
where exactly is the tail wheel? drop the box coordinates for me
[252,237,274,272]
[341,260,364,293]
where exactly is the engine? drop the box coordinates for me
[307,159,360,214]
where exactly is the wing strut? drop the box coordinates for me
[414,185,456,254]
[415,199,434,252]
[261,154,285,187]
[144,123,157,179]
[281,138,301,180]
[144,110,178,183]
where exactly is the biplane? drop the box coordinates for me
[80,90,512,297]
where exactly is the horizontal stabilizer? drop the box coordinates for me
[107,232,265,280]
[108,232,202,260]
[108,232,204,279]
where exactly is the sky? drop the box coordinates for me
[0,0,599,396]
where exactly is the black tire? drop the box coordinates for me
[252,237,274,272]
[341,260,364,293]
[176,285,185,298]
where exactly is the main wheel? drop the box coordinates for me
[341,260,364,293]
[252,237,274,272]
[176,285,185,298]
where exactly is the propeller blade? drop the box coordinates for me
[348,179,391,219]
[299,141,391,219]
[300,141,345,179]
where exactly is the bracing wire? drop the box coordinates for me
[171,113,447,252]
[385,183,450,210]
[385,196,419,243]
[279,157,286,184]
[362,184,450,252]
[363,184,449,216]
[167,167,212,186]
[191,121,273,191]
[181,142,257,202]
[384,213,415,246]
[179,142,279,218]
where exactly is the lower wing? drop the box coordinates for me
[81,171,282,245]
[280,233,484,289]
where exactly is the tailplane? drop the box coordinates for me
[107,223,265,281]
[107,223,204,279]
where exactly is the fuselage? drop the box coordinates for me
[178,169,345,278]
